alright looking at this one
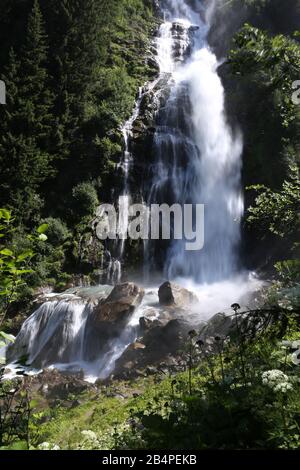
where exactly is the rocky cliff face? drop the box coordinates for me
[208,0,300,58]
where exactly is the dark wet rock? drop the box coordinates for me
[199,312,235,341]
[146,366,158,375]
[146,55,160,72]
[162,355,180,368]
[128,342,146,351]
[170,22,199,62]
[158,282,198,307]
[139,309,174,333]
[114,318,191,378]
[142,319,189,353]
[139,316,154,332]
[70,399,82,408]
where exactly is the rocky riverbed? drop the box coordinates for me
[3,276,263,387]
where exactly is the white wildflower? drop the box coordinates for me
[38,442,60,451]
[81,430,98,442]
[262,369,293,393]
[38,442,50,450]
[274,383,293,393]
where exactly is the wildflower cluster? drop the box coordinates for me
[262,369,293,393]
[38,442,60,450]
[79,430,101,449]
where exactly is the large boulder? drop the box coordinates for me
[83,283,145,362]
[199,312,235,341]
[114,318,192,378]
[91,282,144,326]
[158,282,198,307]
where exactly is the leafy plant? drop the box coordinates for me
[0,208,48,327]
[0,372,31,449]
[247,165,300,244]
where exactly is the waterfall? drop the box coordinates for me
[147,0,244,283]
[4,296,130,382]
[4,1,258,384]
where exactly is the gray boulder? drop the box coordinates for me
[158,281,198,307]
[91,282,144,327]
[199,312,235,341]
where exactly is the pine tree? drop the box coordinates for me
[0,0,54,224]
[21,0,53,147]
[39,0,107,196]
[49,0,101,124]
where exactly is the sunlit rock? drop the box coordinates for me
[158,281,198,307]
[91,282,145,325]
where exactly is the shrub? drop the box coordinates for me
[40,218,70,246]
[71,182,99,219]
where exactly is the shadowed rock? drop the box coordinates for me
[114,318,191,378]
[199,312,235,341]
[158,281,198,307]
[83,283,145,362]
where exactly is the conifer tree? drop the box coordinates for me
[0,0,53,223]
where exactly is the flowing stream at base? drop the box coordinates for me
[4,1,263,382]
[5,288,159,383]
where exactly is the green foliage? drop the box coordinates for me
[29,319,300,450]
[0,375,31,449]
[227,21,300,268]
[230,25,300,131]
[0,208,47,326]
[71,182,99,220]
[0,0,157,285]
[228,24,300,187]
[16,298,298,451]
[113,316,300,450]
[40,218,70,247]
[0,1,54,223]
[275,260,300,286]
[247,165,300,242]
[0,331,14,365]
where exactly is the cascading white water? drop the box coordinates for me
[148,0,244,283]
[112,76,161,280]
[118,88,144,261]
[5,288,160,383]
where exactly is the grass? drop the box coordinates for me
[33,376,168,449]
